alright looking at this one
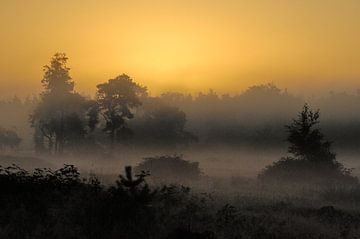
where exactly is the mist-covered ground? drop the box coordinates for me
[3,82,360,238]
[2,149,360,238]
[3,145,360,185]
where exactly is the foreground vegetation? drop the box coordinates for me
[1,164,360,239]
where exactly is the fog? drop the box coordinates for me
[3,78,360,237]
[2,83,360,180]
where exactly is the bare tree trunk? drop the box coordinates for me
[110,128,115,147]
[58,110,65,155]
[55,137,58,155]
[48,138,53,154]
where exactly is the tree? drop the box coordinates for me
[96,74,147,145]
[116,166,151,198]
[31,53,93,155]
[242,83,282,97]
[258,104,357,185]
[133,104,197,147]
[286,104,335,163]
[32,93,91,154]
[41,53,74,94]
[0,127,21,151]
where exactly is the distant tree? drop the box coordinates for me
[32,93,92,154]
[33,125,46,153]
[87,102,100,132]
[196,89,219,104]
[96,74,147,145]
[134,155,201,183]
[160,92,193,105]
[0,127,21,151]
[135,105,197,147]
[243,83,281,96]
[238,83,300,114]
[41,53,74,94]
[31,53,94,155]
[286,104,336,163]
[259,104,357,185]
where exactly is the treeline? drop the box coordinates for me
[30,53,197,155]
[159,85,360,149]
[2,53,360,153]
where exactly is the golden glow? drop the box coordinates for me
[1,0,360,97]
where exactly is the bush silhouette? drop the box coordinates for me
[135,155,202,184]
[1,164,360,238]
[0,127,21,151]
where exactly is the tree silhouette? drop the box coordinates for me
[135,105,197,147]
[286,103,336,163]
[96,74,147,145]
[0,127,21,151]
[31,53,93,155]
[259,104,357,185]
[117,166,151,198]
[41,53,74,94]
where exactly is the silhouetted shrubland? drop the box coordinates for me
[1,164,360,238]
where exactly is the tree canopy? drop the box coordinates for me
[31,53,94,155]
[41,53,74,95]
[96,74,147,144]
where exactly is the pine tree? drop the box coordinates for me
[286,103,336,163]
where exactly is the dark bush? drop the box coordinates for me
[1,164,360,238]
[0,127,21,151]
[258,157,357,186]
[134,155,202,184]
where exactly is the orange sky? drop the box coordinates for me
[1,0,360,97]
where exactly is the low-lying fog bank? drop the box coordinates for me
[2,145,360,182]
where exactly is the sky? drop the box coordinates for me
[1,0,360,97]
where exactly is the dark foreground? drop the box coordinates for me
[1,164,360,239]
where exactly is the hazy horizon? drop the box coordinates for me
[1,0,360,97]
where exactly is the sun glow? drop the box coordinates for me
[1,0,360,97]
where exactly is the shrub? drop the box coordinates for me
[258,157,357,186]
[135,155,202,184]
[0,127,21,151]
